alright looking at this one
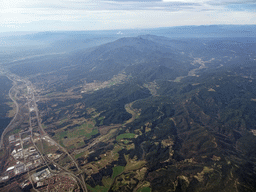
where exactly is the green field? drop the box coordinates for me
[67,145,75,150]
[102,177,113,188]
[116,133,136,141]
[77,141,85,148]
[97,116,104,125]
[74,152,85,159]
[55,122,98,140]
[98,116,105,121]
[87,166,125,192]
[85,129,98,138]
[138,187,151,192]
[112,166,124,178]
[87,185,108,192]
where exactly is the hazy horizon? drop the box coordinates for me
[0,24,255,34]
[1,0,255,32]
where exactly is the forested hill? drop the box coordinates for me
[4,29,256,191]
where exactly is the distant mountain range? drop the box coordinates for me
[9,35,195,90]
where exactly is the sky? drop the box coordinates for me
[0,0,255,32]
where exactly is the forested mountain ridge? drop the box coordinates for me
[2,31,256,191]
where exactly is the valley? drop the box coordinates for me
[0,28,256,192]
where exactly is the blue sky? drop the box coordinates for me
[0,0,255,32]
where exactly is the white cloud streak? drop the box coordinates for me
[0,0,255,32]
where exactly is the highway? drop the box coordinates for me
[27,78,88,192]
[0,68,88,192]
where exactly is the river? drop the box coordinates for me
[0,76,13,139]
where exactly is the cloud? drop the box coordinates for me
[107,0,162,1]
[0,0,255,32]
[162,0,207,2]
[163,0,256,3]
[207,0,256,5]
[0,0,202,11]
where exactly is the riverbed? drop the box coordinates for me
[0,76,13,138]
